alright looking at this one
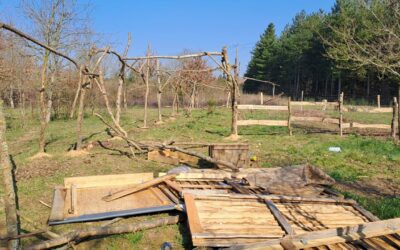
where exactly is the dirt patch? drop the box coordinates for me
[335,177,400,198]
[29,152,52,160]
[16,160,64,181]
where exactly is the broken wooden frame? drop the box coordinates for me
[183,192,381,247]
[228,217,400,250]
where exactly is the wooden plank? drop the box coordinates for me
[102,174,177,202]
[291,101,338,106]
[264,199,295,235]
[228,218,400,250]
[48,186,66,221]
[184,193,357,205]
[238,105,288,111]
[352,203,380,222]
[291,116,324,122]
[237,120,288,127]
[350,122,391,129]
[64,173,153,188]
[183,193,203,234]
[164,180,183,194]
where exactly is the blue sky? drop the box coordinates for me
[1,0,336,73]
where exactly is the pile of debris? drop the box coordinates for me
[25,143,399,249]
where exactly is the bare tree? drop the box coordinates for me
[21,0,92,154]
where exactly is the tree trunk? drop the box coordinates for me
[9,87,14,109]
[398,85,400,140]
[70,83,81,119]
[222,47,238,138]
[143,58,150,128]
[76,86,86,150]
[0,102,20,249]
[39,52,50,153]
[115,65,125,125]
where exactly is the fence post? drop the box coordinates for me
[272,85,275,97]
[300,90,304,111]
[288,97,292,136]
[339,92,344,137]
[377,95,381,109]
[392,97,398,139]
[260,92,263,105]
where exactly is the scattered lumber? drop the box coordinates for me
[102,174,177,202]
[28,216,180,250]
[228,218,400,250]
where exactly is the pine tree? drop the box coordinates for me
[243,23,276,92]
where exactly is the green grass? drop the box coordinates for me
[0,106,399,248]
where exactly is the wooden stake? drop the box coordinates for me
[222,46,238,138]
[288,97,292,136]
[0,102,20,249]
[156,59,163,123]
[339,92,344,137]
[260,92,263,105]
[392,97,398,139]
[377,94,381,109]
[272,85,275,97]
[143,45,150,128]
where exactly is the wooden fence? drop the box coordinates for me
[237,93,399,138]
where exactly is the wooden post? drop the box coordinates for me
[288,97,292,136]
[143,45,150,128]
[272,85,275,97]
[339,92,344,137]
[300,90,304,111]
[392,97,398,139]
[0,102,20,249]
[156,59,163,124]
[377,94,381,108]
[75,67,86,150]
[222,46,238,139]
[260,92,263,105]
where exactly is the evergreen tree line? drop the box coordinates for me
[243,0,399,105]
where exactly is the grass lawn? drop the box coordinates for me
[0,106,399,249]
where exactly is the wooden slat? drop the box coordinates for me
[228,218,400,250]
[237,120,288,126]
[64,173,154,188]
[292,116,324,122]
[238,105,288,111]
[264,199,295,235]
[184,193,203,235]
[102,174,177,202]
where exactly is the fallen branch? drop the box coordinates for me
[94,114,238,170]
[27,216,180,250]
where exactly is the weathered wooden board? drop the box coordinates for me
[184,193,285,247]
[209,144,249,169]
[228,218,400,250]
[64,173,153,189]
[238,105,288,111]
[184,193,372,247]
[49,173,177,225]
[237,120,288,126]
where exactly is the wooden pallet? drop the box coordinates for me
[184,193,376,247]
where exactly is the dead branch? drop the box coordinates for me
[0,22,78,68]
[94,113,238,170]
[26,216,180,250]
[243,76,279,86]
[124,51,222,60]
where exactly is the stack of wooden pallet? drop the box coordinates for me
[48,168,400,249]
